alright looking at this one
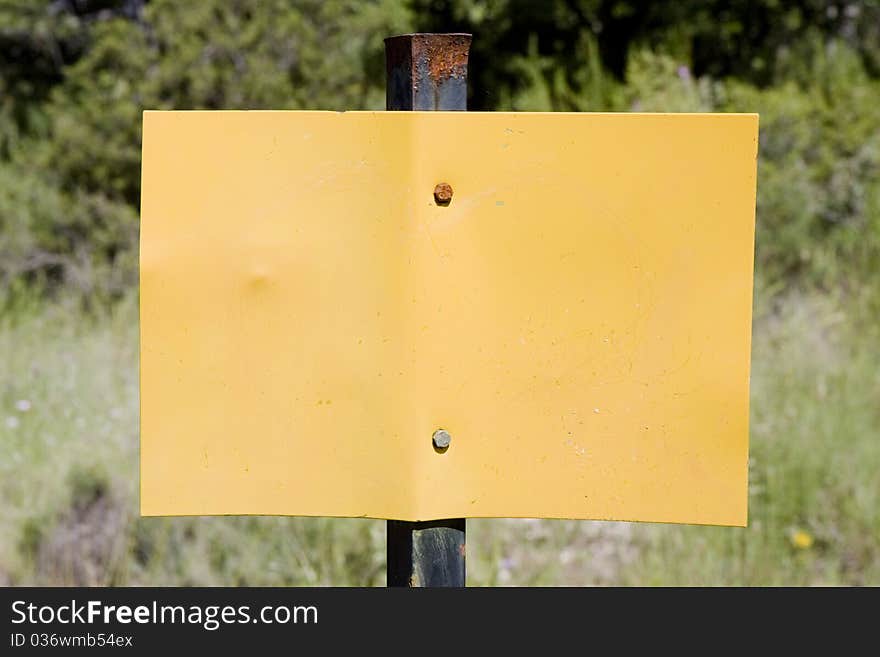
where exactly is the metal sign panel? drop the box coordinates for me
[140,111,758,525]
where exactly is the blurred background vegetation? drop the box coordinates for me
[1,0,878,585]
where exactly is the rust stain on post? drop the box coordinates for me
[411,33,470,85]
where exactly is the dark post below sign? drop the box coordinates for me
[384,32,471,587]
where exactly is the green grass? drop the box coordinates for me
[1,286,878,586]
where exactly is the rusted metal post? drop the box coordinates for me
[384,33,471,111]
[384,33,471,587]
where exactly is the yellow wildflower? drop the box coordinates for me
[790,529,814,550]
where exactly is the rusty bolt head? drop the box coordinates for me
[433,183,453,206]
[432,429,452,450]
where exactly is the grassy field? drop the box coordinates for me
[1,284,878,586]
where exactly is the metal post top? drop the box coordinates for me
[384,32,471,111]
[384,33,472,42]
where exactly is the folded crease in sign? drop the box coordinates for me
[139,111,758,525]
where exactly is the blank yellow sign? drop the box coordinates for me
[140,111,758,525]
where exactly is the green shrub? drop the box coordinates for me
[722,46,880,288]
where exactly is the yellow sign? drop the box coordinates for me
[140,111,758,526]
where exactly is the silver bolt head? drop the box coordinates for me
[432,429,452,449]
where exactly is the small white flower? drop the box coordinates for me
[15,399,31,412]
[5,416,20,429]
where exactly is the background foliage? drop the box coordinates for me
[2,0,879,298]
[1,0,878,585]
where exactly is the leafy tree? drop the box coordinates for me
[412,0,880,109]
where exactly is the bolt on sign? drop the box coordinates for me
[140,111,758,526]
